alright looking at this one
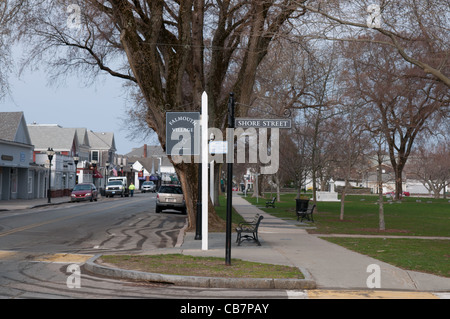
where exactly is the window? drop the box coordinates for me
[91,151,99,162]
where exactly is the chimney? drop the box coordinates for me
[143,144,147,158]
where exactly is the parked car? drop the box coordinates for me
[141,181,156,193]
[71,183,98,202]
[105,180,126,197]
[155,184,186,214]
[385,191,410,198]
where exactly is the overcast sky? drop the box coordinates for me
[0,64,149,155]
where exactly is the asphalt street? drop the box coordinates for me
[0,193,190,298]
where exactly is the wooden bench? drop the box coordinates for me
[265,196,276,208]
[235,214,264,246]
[296,204,316,222]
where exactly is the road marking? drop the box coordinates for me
[306,289,439,299]
[0,198,149,238]
[33,253,94,264]
[286,290,308,299]
[0,250,16,259]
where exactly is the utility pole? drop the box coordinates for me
[225,93,235,265]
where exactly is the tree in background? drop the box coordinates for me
[16,0,309,230]
[340,39,449,200]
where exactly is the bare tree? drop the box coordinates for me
[296,0,450,88]
[0,0,30,99]
[17,0,308,230]
[341,40,449,200]
[409,143,450,199]
[329,105,370,221]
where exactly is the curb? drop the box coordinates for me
[31,201,71,209]
[84,255,317,289]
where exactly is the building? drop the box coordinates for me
[0,112,45,200]
[27,124,79,197]
[86,130,117,189]
[127,145,176,188]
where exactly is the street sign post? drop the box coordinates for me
[225,93,235,266]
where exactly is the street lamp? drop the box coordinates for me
[104,161,110,189]
[92,160,98,187]
[47,147,55,203]
[73,155,79,185]
[130,164,134,185]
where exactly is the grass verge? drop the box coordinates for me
[99,254,304,279]
[323,237,450,278]
[244,193,450,237]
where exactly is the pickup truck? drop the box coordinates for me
[105,180,126,197]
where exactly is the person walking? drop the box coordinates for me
[129,182,136,197]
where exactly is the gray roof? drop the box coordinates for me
[75,128,90,147]
[0,112,32,145]
[126,145,165,157]
[27,124,78,151]
[88,131,116,151]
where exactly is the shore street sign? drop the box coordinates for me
[166,112,201,156]
[235,118,291,129]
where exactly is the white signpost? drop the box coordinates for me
[201,92,209,251]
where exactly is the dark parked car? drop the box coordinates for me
[156,184,186,214]
[71,183,98,202]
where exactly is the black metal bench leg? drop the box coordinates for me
[254,232,261,246]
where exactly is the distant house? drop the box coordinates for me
[127,145,176,188]
[87,131,117,188]
[27,124,79,197]
[0,112,41,200]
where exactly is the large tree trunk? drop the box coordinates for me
[173,161,225,232]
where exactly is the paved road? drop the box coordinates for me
[0,194,308,300]
[0,193,191,298]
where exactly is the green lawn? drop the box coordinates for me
[214,194,246,226]
[243,193,450,237]
[324,237,450,278]
[241,192,450,278]
[100,254,304,279]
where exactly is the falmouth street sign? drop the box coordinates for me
[166,112,201,156]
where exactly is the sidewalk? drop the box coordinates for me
[176,194,450,292]
[2,193,449,293]
[0,197,71,211]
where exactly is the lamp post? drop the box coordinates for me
[47,147,55,203]
[92,160,97,187]
[73,155,79,185]
[104,161,110,189]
